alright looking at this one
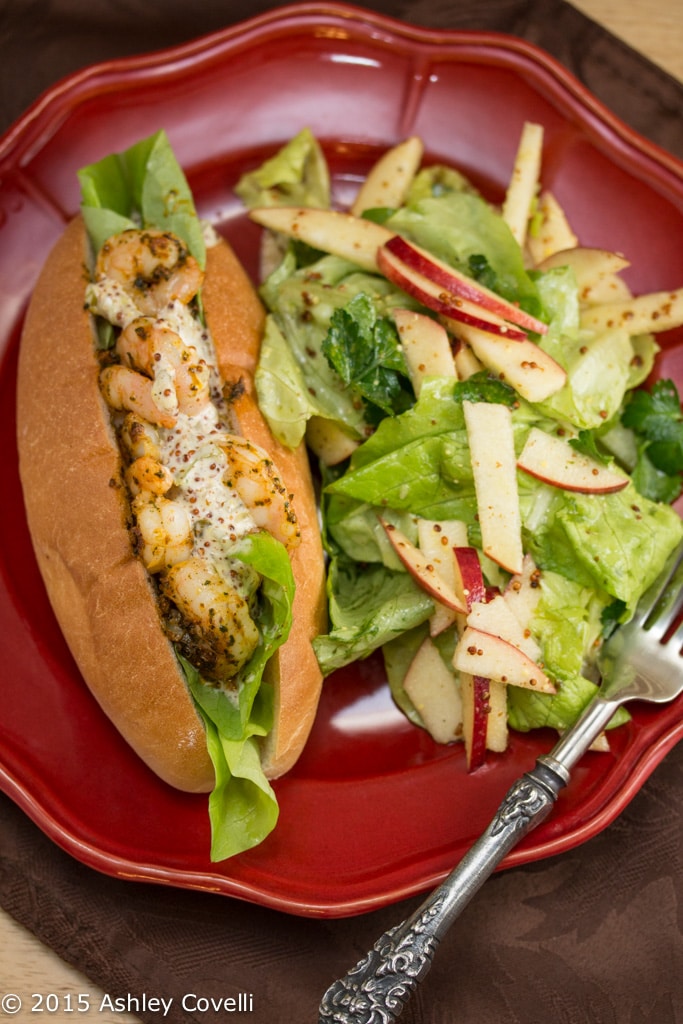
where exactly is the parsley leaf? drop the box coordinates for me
[322,293,412,417]
[453,371,517,407]
[622,380,683,475]
[569,429,609,464]
[621,380,683,502]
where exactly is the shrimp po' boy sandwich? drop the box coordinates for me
[16,131,326,859]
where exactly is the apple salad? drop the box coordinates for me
[236,125,683,769]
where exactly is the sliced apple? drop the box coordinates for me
[453,626,555,693]
[517,427,628,493]
[384,235,548,335]
[450,546,510,768]
[453,545,487,609]
[536,246,632,307]
[351,136,424,216]
[460,673,492,770]
[306,416,360,466]
[417,519,469,635]
[248,206,392,272]
[502,121,544,249]
[454,341,484,379]
[484,679,509,753]
[467,593,541,663]
[463,400,524,576]
[379,517,467,614]
[376,244,528,341]
[526,190,579,265]
[503,554,543,630]
[580,287,683,335]
[393,309,457,397]
[455,322,567,403]
[403,636,463,745]
[536,245,629,281]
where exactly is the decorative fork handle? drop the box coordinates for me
[319,696,622,1024]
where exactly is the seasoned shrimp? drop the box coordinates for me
[99,365,177,429]
[219,437,300,550]
[96,229,204,316]
[133,493,193,572]
[119,412,162,462]
[126,455,174,496]
[117,316,211,416]
[161,556,260,681]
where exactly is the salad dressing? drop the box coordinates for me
[90,280,260,597]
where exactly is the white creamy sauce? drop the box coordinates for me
[95,282,259,594]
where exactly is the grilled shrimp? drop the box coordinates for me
[161,556,260,681]
[95,229,204,315]
[100,364,179,428]
[99,364,178,429]
[220,437,300,550]
[119,412,162,462]
[117,317,211,416]
[126,455,174,496]
[133,493,193,573]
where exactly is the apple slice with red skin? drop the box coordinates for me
[467,593,542,663]
[455,322,567,403]
[517,427,628,493]
[403,636,463,745]
[453,626,555,693]
[417,519,469,636]
[453,545,486,608]
[452,546,508,769]
[379,518,468,614]
[460,672,490,770]
[384,235,548,335]
[376,244,528,341]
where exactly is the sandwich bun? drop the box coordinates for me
[17,215,326,793]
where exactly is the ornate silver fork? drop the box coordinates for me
[319,539,683,1024]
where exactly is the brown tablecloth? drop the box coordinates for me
[1,2,682,1022]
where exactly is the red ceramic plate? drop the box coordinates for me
[0,3,681,919]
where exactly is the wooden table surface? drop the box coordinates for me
[1,2,681,1022]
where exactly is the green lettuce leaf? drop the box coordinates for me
[507,674,629,735]
[235,127,330,211]
[521,478,683,612]
[182,659,278,861]
[312,557,433,674]
[531,267,658,430]
[325,376,521,521]
[386,191,541,311]
[78,129,206,266]
[182,530,294,859]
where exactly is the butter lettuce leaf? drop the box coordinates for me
[325,376,521,522]
[258,252,404,440]
[506,675,629,735]
[78,129,206,266]
[387,191,541,311]
[521,479,683,612]
[312,557,433,674]
[531,267,658,430]
[235,127,330,210]
[181,530,294,860]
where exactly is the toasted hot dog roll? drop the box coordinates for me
[17,215,325,793]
